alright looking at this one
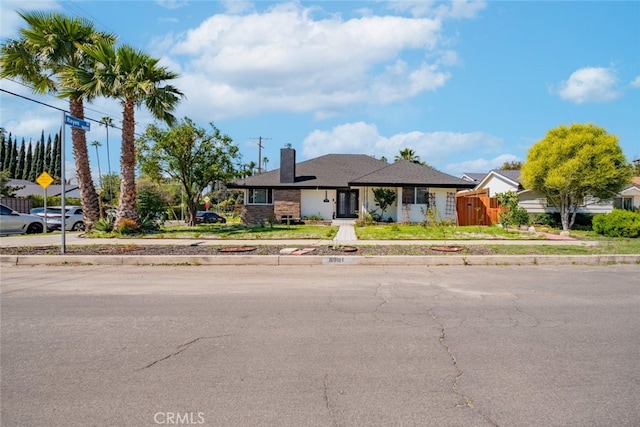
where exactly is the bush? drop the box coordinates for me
[93,217,114,233]
[592,209,640,238]
[116,218,139,235]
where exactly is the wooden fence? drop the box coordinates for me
[456,189,504,226]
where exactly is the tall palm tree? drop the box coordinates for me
[262,157,269,172]
[395,148,420,163]
[0,11,116,230]
[64,42,183,226]
[100,117,114,202]
[90,140,102,191]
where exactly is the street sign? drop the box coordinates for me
[64,114,91,131]
[36,171,54,189]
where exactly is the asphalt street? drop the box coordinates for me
[1,264,639,426]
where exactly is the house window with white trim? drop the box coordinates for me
[248,189,273,204]
[402,187,435,206]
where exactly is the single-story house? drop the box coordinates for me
[229,148,475,224]
[461,169,640,214]
[7,179,81,199]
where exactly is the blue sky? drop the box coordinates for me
[1,0,639,184]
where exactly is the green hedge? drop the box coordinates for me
[592,209,640,238]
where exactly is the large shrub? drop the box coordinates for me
[592,209,640,238]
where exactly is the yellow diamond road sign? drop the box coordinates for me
[36,171,54,189]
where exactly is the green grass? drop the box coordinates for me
[355,224,543,240]
[141,223,338,240]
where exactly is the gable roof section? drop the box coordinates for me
[474,169,522,191]
[229,154,388,189]
[350,160,475,188]
[460,172,487,183]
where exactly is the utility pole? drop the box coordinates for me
[253,136,271,174]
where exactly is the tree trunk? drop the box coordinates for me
[116,99,139,227]
[69,98,100,231]
[559,194,570,231]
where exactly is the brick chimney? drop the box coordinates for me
[280,147,296,184]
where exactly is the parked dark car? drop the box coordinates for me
[195,211,227,224]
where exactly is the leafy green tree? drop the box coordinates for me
[137,118,239,226]
[0,170,23,197]
[372,188,397,221]
[44,135,52,174]
[64,42,183,227]
[500,160,522,170]
[1,11,116,229]
[496,191,530,229]
[521,123,633,231]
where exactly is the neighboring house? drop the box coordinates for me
[7,179,81,199]
[228,148,475,224]
[614,177,640,211]
[461,170,639,215]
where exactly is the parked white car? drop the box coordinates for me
[0,203,45,235]
[38,206,85,231]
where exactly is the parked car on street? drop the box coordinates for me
[0,203,45,235]
[195,211,227,224]
[38,206,85,231]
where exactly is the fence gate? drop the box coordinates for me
[456,190,503,226]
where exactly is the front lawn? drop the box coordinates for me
[355,224,542,240]
[143,223,338,240]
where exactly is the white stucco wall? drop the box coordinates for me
[477,174,519,197]
[301,189,335,220]
[357,186,399,222]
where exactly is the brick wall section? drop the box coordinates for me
[241,205,274,225]
[274,189,301,219]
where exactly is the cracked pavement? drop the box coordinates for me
[2,264,639,426]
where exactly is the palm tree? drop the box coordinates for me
[90,140,102,191]
[100,117,114,202]
[0,11,116,230]
[65,42,183,226]
[395,148,420,163]
[262,157,269,172]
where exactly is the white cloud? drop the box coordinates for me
[156,0,188,10]
[386,0,487,19]
[556,66,620,104]
[0,0,59,38]
[446,154,519,175]
[631,76,640,88]
[301,121,506,174]
[159,2,472,121]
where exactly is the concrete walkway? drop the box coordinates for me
[331,219,358,244]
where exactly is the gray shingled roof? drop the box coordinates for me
[229,155,475,189]
[350,160,475,188]
[490,169,522,184]
[229,154,389,189]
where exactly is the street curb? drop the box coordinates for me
[2,254,639,267]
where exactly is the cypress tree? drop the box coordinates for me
[16,139,26,179]
[3,133,12,171]
[34,140,43,177]
[44,134,52,174]
[53,132,62,181]
[0,129,6,169]
[28,139,38,181]
[8,136,17,178]
[24,142,33,181]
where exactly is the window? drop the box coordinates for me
[401,187,435,205]
[614,197,633,211]
[248,189,273,204]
